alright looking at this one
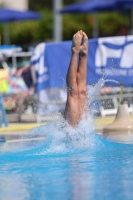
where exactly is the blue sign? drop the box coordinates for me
[31,35,133,92]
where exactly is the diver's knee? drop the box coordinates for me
[79,88,87,98]
[67,85,78,98]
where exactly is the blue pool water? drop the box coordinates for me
[0,79,133,200]
[0,113,133,200]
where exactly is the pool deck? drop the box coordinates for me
[1,112,133,141]
[0,113,116,134]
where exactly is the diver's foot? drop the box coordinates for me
[80,32,88,57]
[71,30,83,54]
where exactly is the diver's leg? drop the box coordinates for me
[77,32,88,116]
[64,31,82,126]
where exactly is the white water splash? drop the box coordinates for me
[23,79,105,155]
[1,79,105,156]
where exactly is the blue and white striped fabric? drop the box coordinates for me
[30,43,48,90]
[30,42,67,114]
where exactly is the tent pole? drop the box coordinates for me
[92,13,99,38]
[3,23,10,44]
[53,0,62,42]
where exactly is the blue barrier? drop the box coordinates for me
[31,36,133,93]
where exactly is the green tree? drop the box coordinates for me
[0,0,130,46]
[29,0,81,10]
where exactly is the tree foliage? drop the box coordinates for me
[0,0,130,46]
[29,0,81,10]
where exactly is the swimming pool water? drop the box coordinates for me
[0,138,133,200]
[0,115,133,200]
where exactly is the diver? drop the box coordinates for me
[64,30,88,127]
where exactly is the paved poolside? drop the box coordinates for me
[0,114,116,134]
[1,114,133,142]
